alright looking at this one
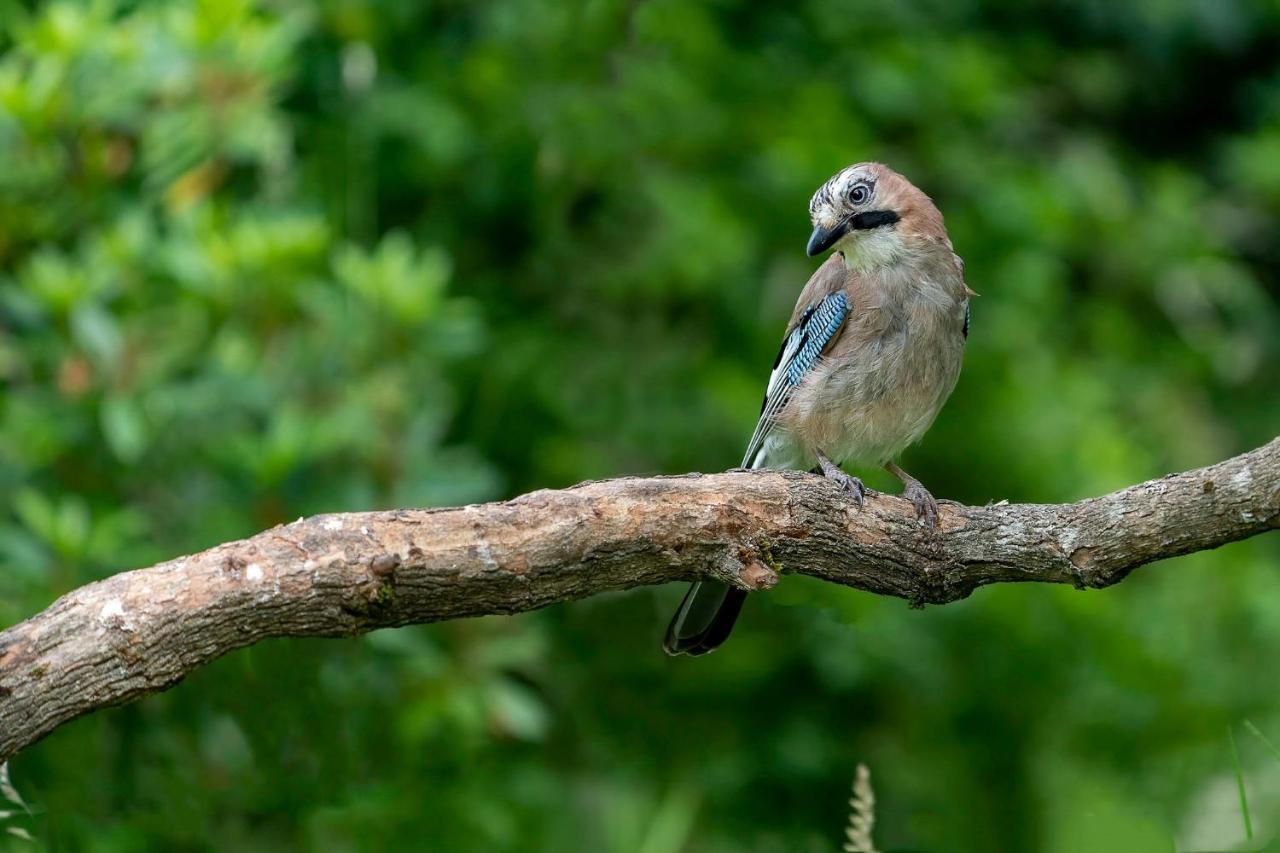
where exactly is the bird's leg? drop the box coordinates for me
[816,449,865,507]
[884,461,938,529]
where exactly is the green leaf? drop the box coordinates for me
[100,395,148,463]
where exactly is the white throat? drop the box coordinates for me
[838,228,905,273]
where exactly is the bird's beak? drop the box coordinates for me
[806,220,849,257]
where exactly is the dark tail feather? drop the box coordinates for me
[662,581,747,656]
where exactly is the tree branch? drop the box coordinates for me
[2,438,1278,761]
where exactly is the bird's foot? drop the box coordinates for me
[901,478,939,530]
[884,461,940,530]
[816,452,866,508]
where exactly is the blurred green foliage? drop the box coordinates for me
[1,0,1279,850]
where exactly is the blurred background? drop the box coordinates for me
[1,0,1279,850]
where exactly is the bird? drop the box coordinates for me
[663,162,972,657]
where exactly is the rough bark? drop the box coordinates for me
[2,438,1278,761]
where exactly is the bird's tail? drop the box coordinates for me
[662,580,747,656]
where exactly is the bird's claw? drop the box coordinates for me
[827,470,866,507]
[903,479,939,530]
[816,451,866,508]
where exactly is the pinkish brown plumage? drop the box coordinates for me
[665,162,971,657]
[751,164,970,487]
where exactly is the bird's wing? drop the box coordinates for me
[741,290,850,468]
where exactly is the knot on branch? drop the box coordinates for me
[338,552,401,622]
[367,553,400,606]
[738,559,778,591]
[718,543,780,591]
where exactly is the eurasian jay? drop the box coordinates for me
[664,162,972,656]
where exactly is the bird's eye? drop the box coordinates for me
[848,184,871,205]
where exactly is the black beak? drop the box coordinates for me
[806,210,901,256]
[806,220,849,257]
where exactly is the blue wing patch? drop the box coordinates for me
[787,292,848,386]
[743,291,849,467]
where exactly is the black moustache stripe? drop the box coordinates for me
[849,209,899,230]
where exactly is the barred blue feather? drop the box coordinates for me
[787,294,849,385]
[742,290,849,468]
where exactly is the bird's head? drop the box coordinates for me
[806,162,943,270]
